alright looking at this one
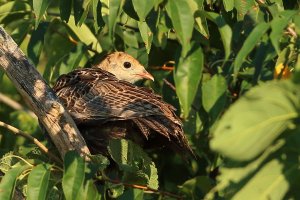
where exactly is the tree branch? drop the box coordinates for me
[0,92,36,118]
[0,121,62,164]
[0,26,90,159]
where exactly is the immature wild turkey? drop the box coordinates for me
[53,52,193,156]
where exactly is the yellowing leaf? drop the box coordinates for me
[274,63,291,79]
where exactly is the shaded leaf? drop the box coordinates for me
[233,22,270,80]
[28,22,48,65]
[59,0,72,22]
[108,139,159,189]
[202,11,232,61]
[202,75,227,122]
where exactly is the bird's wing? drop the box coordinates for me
[54,68,181,125]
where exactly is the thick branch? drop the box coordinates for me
[0,26,90,159]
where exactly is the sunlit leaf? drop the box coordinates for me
[211,80,299,161]
[62,151,85,200]
[27,164,51,200]
[270,10,297,53]
[138,21,153,54]
[174,43,204,118]
[108,0,125,39]
[166,0,194,56]
[132,0,155,21]
[33,0,52,28]
[0,165,30,200]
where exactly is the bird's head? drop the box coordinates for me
[95,52,154,83]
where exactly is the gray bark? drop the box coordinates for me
[0,26,90,159]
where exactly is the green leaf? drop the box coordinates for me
[202,75,227,122]
[174,43,204,119]
[108,0,125,39]
[0,165,30,200]
[223,0,234,12]
[233,22,270,80]
[33,0,52,28]
[73,0,84,25]
[234,0,255,20]
[108,139,159,189]
[166,0,194,56]
[67,16,102,53]
[59,0,72,22]
[210,80,299,161]
[138,21,153,54]
[232,159,298,200]
[27,164,51,200]
[119,188,144,200]
[270,10,297,53]
[80,180,101,200]
[132,0,155,21]
[62,151,85,200]
[180,176,214,199]
[202,11,232,61]
[92,0,105,32]
[28,22,48,66]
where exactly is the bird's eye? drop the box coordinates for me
[123,62,132,69]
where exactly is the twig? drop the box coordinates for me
[0,92,36,118]
[163,79,176,92]
[0,120,62,164]
[102,177,184,199]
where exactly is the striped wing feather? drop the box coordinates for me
[53,68,192,154]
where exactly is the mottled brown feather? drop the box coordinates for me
[53,68,193,155]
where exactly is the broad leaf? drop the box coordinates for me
[108,0,125,39]
[59,0,72,22]
[270,10,297,53]
[132,0,155,21]
[210,80,299,161]
[62,151,85,200]
[202,75,227,122]
[174,43,204,118]
[33,0,52,28]
[108,139,159,189]
[28,22,48,65]
[233,22,270,81]
[0,165,30,200]
[203,11,232,61]
[223,0,234,12]
[166,0,194,56]
[138,21,153,54]
[27,164,51,200]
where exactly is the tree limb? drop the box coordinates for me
[0,26,90,159]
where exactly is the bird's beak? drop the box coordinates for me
[136,70,154,81]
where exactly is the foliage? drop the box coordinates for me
[0,0,300,199]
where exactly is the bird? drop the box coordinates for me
[53,52,193,156]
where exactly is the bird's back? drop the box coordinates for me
[53,68,193,155]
